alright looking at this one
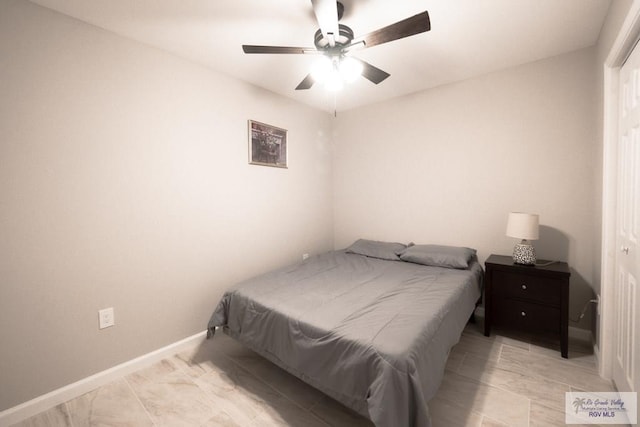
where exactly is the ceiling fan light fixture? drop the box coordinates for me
[310,55,333,83]
[324,70,344,91]
[339,56,363,83]
[310,55,361,91]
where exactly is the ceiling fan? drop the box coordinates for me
[242,0,431,90]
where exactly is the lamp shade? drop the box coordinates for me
[506,212,539,241]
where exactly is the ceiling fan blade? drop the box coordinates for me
[242,45,317,54]
[295,74,316,90]
[353,58,390,84]
[311,0,339,47]
[354,11,430,49]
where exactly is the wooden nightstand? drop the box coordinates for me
[484,254,571,358]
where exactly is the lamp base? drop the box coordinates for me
[513,242,536,265]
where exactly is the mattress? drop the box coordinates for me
[207,250,483,427]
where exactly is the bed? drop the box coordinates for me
[207,239,483,427]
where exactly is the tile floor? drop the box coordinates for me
[12,320,617,427]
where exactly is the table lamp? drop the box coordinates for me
[506,212,539,265]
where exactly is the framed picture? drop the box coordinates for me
[248,120,288,168]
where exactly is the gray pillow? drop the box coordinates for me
[399,244,477,269]
[345,239,407,261]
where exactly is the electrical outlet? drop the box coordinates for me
[302,253,309,260]
[98,307,115,329]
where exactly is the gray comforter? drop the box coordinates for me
[207,251,483,427]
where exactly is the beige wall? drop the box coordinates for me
[333,48,599,330]
[0,1,334,411]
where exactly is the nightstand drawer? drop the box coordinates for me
[493,270,562,306]
[493,299,560,334]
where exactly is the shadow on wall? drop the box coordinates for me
[535,225,569,262]
[535,225,595,330]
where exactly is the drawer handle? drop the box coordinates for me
[521,311,526,317]
[521,284,527,290]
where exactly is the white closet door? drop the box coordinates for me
[614,41,640,394]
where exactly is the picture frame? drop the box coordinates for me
[248,120,288,168]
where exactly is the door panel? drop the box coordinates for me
[615,45,640,394]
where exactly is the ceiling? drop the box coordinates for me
[29,0,612,113]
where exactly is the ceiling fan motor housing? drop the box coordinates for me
[314,24,354,50]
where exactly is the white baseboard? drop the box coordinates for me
[568,326,593,343]
[0,323,599,426]
[0,330,208,427]
[593,342,604,377]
